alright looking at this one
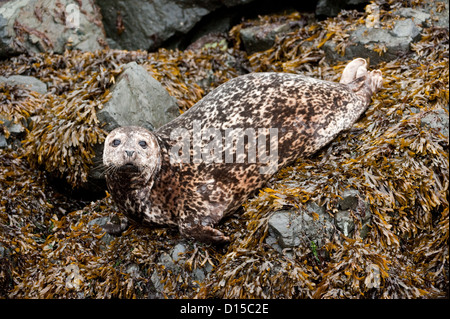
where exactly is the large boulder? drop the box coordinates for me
[0,0,107,58]
[95,0,256,51]
[96,62,180,132]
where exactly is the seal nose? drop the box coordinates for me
[125,150,135,158]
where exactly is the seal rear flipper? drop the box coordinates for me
[102,215,129,235]
[340,58,368,85]
[339,58,383,106]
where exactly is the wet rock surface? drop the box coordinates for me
[420,108,449,140]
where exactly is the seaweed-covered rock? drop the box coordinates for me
[324,15,425,65]
[320,2,447,66]
[0,0,107,57]
[0,76,46,146]
[0,75,47,94]
[335,188,372,238]
[240,22,292,54]
[0,0,448,299]
[423,0,449,29]
[267,202,334,250]
[420,108,449,140]
[267,189,372,251]
[150,242,214,298]
[0,78,44,149]
[0,118,26,148]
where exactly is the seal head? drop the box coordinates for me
[103,126,161,187]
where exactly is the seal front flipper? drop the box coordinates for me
[177,216,230,244]
[101,215,129,235]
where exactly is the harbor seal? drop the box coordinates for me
[103,58,382,244]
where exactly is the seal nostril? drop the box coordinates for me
[125,150,135,157]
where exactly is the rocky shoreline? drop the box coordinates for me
[1,0,449,299]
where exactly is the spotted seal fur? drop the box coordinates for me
[103,58,382,244]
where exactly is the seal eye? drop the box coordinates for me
[112,139,121,147]
[139,141,148,149]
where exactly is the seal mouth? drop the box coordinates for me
[118,163,140,173]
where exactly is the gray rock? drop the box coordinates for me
[158,252,177,270]
[125,263,141,279]
[323,6,429,65]
[240,22,291,54]
[391,19,421,39]
[0,117,28,149]
[0,135,7,148]
[395,7,431,26]
[171,243,187,263]
[267,211,299,249]
[334,210,354,237]
[0,0,107,57]
[267,202,335,250]
[4,122,24,135]
[424,0,449,28]
[0,75,47,94]
[150,242,212,297]
[267,189,373,251]
[420,108,449,139]
[334,208,372,238]
[87,216,117,246]
[316,0,369,17]
[96,0,256,51]
[337,188,360,211]
[97,62,180,133]
[334,188,372,238]
[149,270,165,298]
[90,62,180,181]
